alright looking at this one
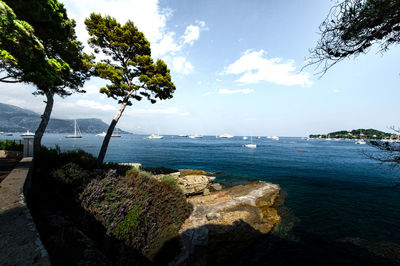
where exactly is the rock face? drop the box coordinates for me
[177,175,216,195]
[173,182,280,265]
[153,169,221,195]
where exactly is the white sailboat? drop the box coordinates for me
[189,134,202,139]
[96,132,106,137]
[244,136,256,148]
[111,128,121,137]
[65,120,82,138]
[148,129,163,139]
[219,133,234,138]
[355,130,366,144]
[242,136,248,140]
[355,139,366,145]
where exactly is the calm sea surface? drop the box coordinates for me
[3,133,400,246]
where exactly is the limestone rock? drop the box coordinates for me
[173,182,280,264]
[177,175,216,195]
[203,188,210,196]
[210,183,222,191]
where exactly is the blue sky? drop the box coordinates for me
[1,0,399,136]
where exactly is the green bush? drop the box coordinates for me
[0,140,23,151]
[80,170,192,262]
[37,146,97,171]
[160,175,179,188]
[51,162,92,188]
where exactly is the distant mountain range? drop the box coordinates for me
[0,103,130,134]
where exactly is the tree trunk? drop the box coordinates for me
[34,91,54,158]
[96,99,129,169]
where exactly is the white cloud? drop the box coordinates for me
[218,88,254,95]
[172,57,194,75]
[75,100,116,111]
[182,20,207,45]
[63,0,204,60]
[152,32,181,57]
[223,49,312,87]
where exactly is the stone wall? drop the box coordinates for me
[0,157,51,265]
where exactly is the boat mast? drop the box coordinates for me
[74,120,77,136]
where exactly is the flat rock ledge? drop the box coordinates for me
[172,182,280,265]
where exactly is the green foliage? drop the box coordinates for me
[113,204,142,243]
[160,175,179,188]
[103,162,135,176]
[80,169,191,261]
[84,13,175,104]
[84,13,175,167]
[309,128,393,139]
[37,146,97,171]
[51,162,91,187]
[0,0,93,94]
[0,140,22,151]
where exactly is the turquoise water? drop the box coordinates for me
[4,133,400,245]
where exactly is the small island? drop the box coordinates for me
[309,128,398,140]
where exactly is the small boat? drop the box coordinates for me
[65,120,82,138]
[148,129,163,139]
[4,133,13,136]
[355,139,366,145]
[20,130,34,137]
[268,136,279,141]
[244,144,256,148]
[96,132,106,137]
[256,136,261,139]
[244,136,256,148]
[178,134,188,137]
[242,136,248,140]
[189,134,202,139]
[219,133,234,138]
[111,128,121,137]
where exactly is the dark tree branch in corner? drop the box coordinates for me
[305,0,400,76]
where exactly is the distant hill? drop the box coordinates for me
[0,103,130,134]
[309,128,395,139]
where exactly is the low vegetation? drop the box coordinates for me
[30,146,192,264]
[0,140,23,151]
[81,169,191,261]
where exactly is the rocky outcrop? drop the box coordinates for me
[154,169,222,195]
[173,182,280,264]
[177,174,216,195]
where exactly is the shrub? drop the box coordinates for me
[103,162,136,176]
[37,146,97,172]
[160,175,179,188]
[80,170,191,262]
[51,162,92,188]
[0,140,23,151]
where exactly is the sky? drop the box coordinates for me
[1,0,399,136]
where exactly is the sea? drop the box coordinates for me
[3,133,400,249]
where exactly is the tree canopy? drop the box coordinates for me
[0,0,93,155]
[307,0,400,74]
[84,14,176,168]
[0,0,92,94]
